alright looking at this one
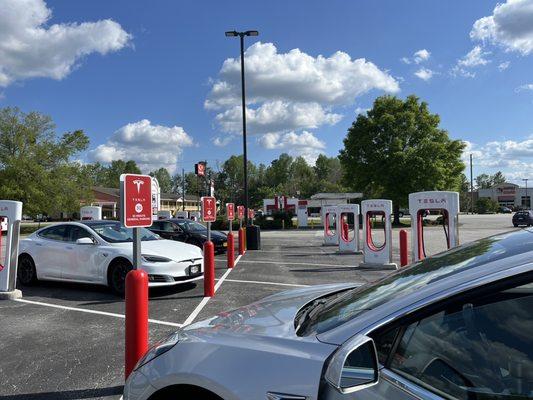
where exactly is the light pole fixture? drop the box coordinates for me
[225,30,259,225]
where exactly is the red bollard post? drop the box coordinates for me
[342,221,349,241]
[238,228,245,255]
[203,241,215,297]
[399,229,409,267]
[227,232,234,268]
[125,269,149,379]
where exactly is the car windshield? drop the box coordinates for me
[91,223,160,243]
[176,220,207,232]
[297,229,533,336]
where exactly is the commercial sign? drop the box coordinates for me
[226,203,235,221]
[201,196,217,222]
[120,174,153,228]
[237,205,245,220]
[195,162,206,177]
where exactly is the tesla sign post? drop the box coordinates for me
[120,174,153,379]
[226,203,235,268]
[201,196,217,297]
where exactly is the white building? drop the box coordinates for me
[478,183,531,209]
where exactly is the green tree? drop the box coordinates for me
[475,171,506,189]
[149,167,173,193]
[492,171,506,186]
[0,107,91,216]
[475,197,499,214]
[339,95,465,224]
[313,154,345,193]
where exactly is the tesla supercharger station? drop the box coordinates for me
[189,211,200,221]
[337,204,360,253]
[80,206,102,220]
[0,200,23,300]
[360,199,396,269]
[322,205,338,246]
[175,211,189,219]
[409,191,460,262]
[297,200,308,227]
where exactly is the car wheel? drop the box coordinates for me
[398,212,404,218]
[108,259,132,296]
[17,254,38,286]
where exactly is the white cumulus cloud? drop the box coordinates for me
[463,135,533,181]
[470,0,533,55]
[258,131,326,164]
[515,83,533,92]
[206,41,399,156]
[0,0,131,87]
[401,49,431,64]
[414,68,434,81]
[498,61,511,70]
[89,120,194,173]
[452,46,491,77]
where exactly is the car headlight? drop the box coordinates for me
[134,331,180,370]
[141,255,172,263]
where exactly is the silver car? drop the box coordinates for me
[124,228,533,400]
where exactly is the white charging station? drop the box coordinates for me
[322,205,338,246]
[360,199,396,269]
[409,191,460,262]
[297,200,308,228]
[175,211,189,219]
[337,204,360,253]
[80,206,102,221]
[189,211,201,221]
[0,200,23,300]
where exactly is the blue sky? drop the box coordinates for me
[1,0,532,183]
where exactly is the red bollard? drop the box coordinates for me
[203,241,215,297]
[227,232,234,268]
[125,269,149,379]
[238,228,245,255]
[399,229,409,267]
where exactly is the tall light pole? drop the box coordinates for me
[225,30,259,225]
[470,154,474,214]
[523,178,530,209]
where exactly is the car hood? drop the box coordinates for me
[110,239,202,261]
[184,282,357,340]
[191,230,227,240]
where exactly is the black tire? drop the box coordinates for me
[398,212,404,218]
[514,224,518,227]
[108,259,132,296]
[17,254,38,286]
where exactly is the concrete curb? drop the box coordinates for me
[0,289,22,300]
[357,262,398,271]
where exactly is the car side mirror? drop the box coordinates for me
[325,335,379,394]
[76,237,95,245]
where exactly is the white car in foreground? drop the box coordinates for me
[17,221,204,294]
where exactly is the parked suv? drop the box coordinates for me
[513,210,533,227]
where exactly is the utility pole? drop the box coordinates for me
[181,168,185,211]
[523,178,530,209]
[470,154,474,214]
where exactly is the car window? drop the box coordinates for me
[158,221,174,232]
[39,225,68,241]
[297,229,533,336]
[388,280,533,399]
[69,226,94,242]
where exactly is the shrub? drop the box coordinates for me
[475,198,499,214]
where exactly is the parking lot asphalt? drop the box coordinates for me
[0,213,520,399]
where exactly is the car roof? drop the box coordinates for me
[317,228,533,345]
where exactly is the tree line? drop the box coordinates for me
[0,96,506,219]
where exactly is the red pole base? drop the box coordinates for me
[125,269,149,380]
[399,229,409,267]
[227,232,235,268]
[203,241,215,297]
[238,228,245,255]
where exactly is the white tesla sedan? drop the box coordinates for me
[17,221,204,294]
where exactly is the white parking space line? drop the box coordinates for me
[14,298,183,328]
[235,259,358,268]
[182,254,242,326]
[218,278,309,288]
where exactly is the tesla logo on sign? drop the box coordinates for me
[237,205,245,220]
[120,174,153,228]
[226,203,235,221]
[201,196,217,222]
